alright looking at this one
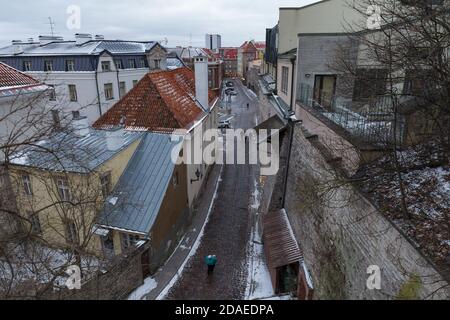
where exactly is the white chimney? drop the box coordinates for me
[95,35,105,40]
[106,129,124,151]
[72,116,90,137]
[75,33,92,46]
[12,40,24,55]
[39,36,63,45]
[194,55,209,110]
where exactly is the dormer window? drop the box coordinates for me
[44,60,53,72]
[115,59,123,69]
[23,61,32,71]
[101,61,111,72]
[128,59,136,69]
[139,59,146,68]
[154,59,161,69]
[65,59,75,72]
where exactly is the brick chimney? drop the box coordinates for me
[193,54,209,110]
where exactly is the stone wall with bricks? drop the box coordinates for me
[284,124,449,300]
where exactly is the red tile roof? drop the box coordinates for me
[0,62,41,89]
[202,48,221,61]
[220,48,238,60]
[93,68,216,132]
[254,41,266,50]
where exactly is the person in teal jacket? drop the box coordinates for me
[205,255,218,275]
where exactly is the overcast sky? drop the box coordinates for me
[0,0,319,48]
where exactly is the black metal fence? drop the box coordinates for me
[298,83,405,147]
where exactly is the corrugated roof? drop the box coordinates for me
[93,68,216,132]
[0,40,158,57]
[99,133,182,234]
[263,209,303,269]
[10,128,142,173]
[167,57,185,70]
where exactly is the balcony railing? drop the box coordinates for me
[298,83,406,147]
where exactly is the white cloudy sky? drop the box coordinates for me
[0,0,319,48]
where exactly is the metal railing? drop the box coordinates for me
[298,83,405,146]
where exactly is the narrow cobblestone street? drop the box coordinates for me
[167,79,260,300]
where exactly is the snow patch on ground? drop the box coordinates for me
[246,88,257,100]
[246,240,275,300]
[245,177,276,300]
[128,277,157,300]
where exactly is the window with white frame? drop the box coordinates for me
[28,212,42,234]
[44,60,53,72]
[23,61,32,71]
[119,82,126,97]
[56,178,71,202]
[100,172,111,199]
[101,61,111,72]
[115,59,123,69]
[22,174,32,196]
[139,59,146,68]
[128,59,136,68]
[65,60,75,72]
[104,83,114,100]
[281,66,289,94]
[154,59,160,69]
[132,80,138,87]
[65,221,78,244]
[68,84,77,102]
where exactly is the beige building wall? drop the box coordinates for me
[278,0,362,54]
[277,58,297,108]
[10,138,141,257]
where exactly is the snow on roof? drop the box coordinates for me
[0,40,159,57]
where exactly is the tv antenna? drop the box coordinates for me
[46,17,56,36]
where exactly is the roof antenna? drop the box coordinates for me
[46,17,56,36]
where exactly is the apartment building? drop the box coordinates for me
[0,34,167,124]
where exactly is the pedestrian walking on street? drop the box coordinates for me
[205,255,218,275]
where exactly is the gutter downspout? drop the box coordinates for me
[95,65,102,117]
[116,62,121,99]
[289,57,296,112]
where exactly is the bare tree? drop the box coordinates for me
[0,84,108,299]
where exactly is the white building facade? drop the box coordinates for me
[0,34,167,124]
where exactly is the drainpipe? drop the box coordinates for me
[116,62,121,99]
[289,57,296,112]
[95,64,102,117]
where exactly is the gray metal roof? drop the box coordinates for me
[167,57,185,70]
[99,133,182,234]
[0,40,158,57]
[10,128,143,173]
